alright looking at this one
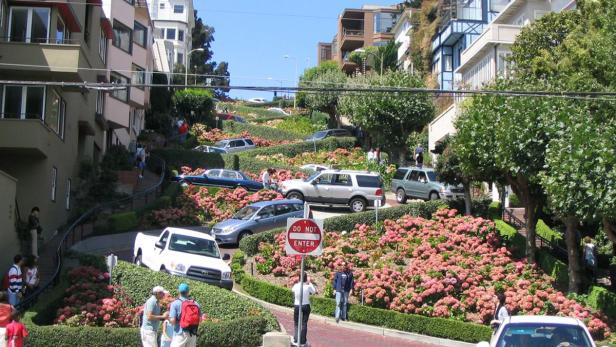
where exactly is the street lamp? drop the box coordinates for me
[283,55,298,109]
[354,48,384,75]
[185,48,205,86]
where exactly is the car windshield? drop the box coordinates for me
[233,206,259,220]
[426,171,439,182]
[215,140,228,147]
[304,172,321,182]
[496,323,592,347]
[168,234,220,258]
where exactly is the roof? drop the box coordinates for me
[164,227,215,241]
[250,199,303,208]
[322,169,379,176]
[399,166,435,172]
[506,316,582,326]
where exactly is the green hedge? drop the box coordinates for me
[537,249,569,289]
[223,120,304,141]
[112,261,278,331]
[495,220,526,259]
[106,212,139,233]
[151,148,225,172]
[537,219,563,244]
[587,286,616,319]
[488,201,502,220]
[234,253,491,343]
[240,201,445,256]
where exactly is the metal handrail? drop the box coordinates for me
[16,155,166,311]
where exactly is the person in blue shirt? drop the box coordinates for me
[169,283,201,347]
[141,286,168,347]
[333,263,354,323]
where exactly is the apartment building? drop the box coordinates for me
[319,5,399,73]
[102,0,154,150]
[317,42,333,65]
[147,0,194,76]
[0,0,111,265]
[392,7,413,72]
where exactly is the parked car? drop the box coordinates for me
[391,167,464,203]
[300,164,330,173]
[214,138,256,153]
[175,169,263,191]
[232,115,246,123]
[133,227,233,290]
[211,199,304,245]
[267,107,290,115]
[193,145,227,154]
[280,169,384,212]
[247,98,267,104]
[305,129,353,142]
[477,315,600,347]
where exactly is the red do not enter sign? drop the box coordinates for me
[285,218,324,256]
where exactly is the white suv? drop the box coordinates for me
[214,138,256,153]
[279,169,385,212]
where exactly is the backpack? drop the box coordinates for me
[2,266,17,290]
[179,299,200,335]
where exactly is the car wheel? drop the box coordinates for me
[134,253,143,267]
[237,231,253,244]
[349,197,367,213]
[429,191,440,200]
[396,188,407,204]
[287,191,304,201]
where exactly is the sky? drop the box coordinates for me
[194,0,396,100]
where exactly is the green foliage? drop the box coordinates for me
[220,103,291,120]
[488,202,502,220]
[172,88,215,126]
[508,193,522,208]
[222,120,304,141]
[339,70,434,164]
[536,219,563,244]
[151,148,225,173]
[301,67,348,127]
[349,41,401,74]
[446,198,493,219]
[495,220,526,259]
[104,212,139,234]
[273,115,327,136]
[67,251,108,272]
[101,145,133,171]
[586,286,616,319]
[537,249,569,289]
[197,316,270,347]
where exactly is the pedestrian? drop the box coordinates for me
[23,256,39,298]
[169,283,201,347]
[0,292,14,347]
[27,208,42,257]
[333,263,354,323]
[292,274,316,346]
[6,256,24,307]
[135,144,147,179]
[374,147,381,164]
[141,286,169,347]
[491,292,509,330]
[160,315,174,347]
[4,312,27,347]
[415,144,424,169]
[583,236,597,283]
[367,148,375,162]
[179,121,189,144]
[261,168,277,190]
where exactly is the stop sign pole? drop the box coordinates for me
[286,202,323,346]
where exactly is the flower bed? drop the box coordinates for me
[148,185,283,227]
[250,209,612,339]
[179,166,306,183]
[191,124,295,147]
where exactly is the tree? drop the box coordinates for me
[339,70,434,164]
[298,61,341,113]
[347,41,401,74]
[301,67,347,128]
[172,88,215,127]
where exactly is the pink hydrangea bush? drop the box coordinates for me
[191,124,294,147]
[253,209,612,338]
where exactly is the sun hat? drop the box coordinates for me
[152,286,166,294]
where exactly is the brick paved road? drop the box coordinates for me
[270,308,443,347]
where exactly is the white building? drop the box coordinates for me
[392,8,413,72]
[427,0,576,203]
[147,0,194,76]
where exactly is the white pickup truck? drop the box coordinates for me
[133,227,233,290]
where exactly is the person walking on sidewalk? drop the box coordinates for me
[333,263,354,323]
[292,274,317,346]
[27,208,42,258]
[6,256,24,307]
[169,283,201,347]
[583,237,597,283]
[0,292,15,347]
[141,286,168,347]
[23,256,39,298]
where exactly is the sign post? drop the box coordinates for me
[285,204,323,346]
[374,199,382,232]
[106,253,117,285]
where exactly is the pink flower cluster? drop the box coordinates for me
[192,124,294,147]
[253,209,612,338]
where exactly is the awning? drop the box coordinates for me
[100,18,113,38]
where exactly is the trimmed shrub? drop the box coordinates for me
[446,198,493,219]
[537,219,563,244]
[587,286,616,319]
[537,249,569,289]
[197,316,270,347]
[106,212,139,233]
[223,121,303,141]
[488,201,502,220]
[151,148,225,172]
[509,193,521,207]
[495,220,526,259]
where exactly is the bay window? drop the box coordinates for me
[9,7,50,43]
[56,16,69,44]
[1,86,45,120]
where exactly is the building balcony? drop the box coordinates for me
[457,24,521,74]
[340,28,364,51]
[0,40,89,82]
[0,119,61,158]
[431,19,486,52]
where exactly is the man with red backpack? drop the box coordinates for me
[169,283,201,347]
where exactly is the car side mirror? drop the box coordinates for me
[254,215,262,221]
[222,254,231,261]
[155,241,165,249]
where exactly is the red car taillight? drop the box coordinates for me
[375,188,383,196]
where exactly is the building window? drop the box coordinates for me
[159,3,165,9]
[99,30,107,63]
[177,52,184,66]
[110,72,129,102]
[165,28,176,40]
[490,0,509,12]
[373,12,397,33]
[178,29,184,42]
[96,90,104,115]
[112,20,132,53]
[56,16,69,43]
[173,5,184,13]
[1,86,45,120]
[9,7,51,43]
[124,0,135,5]
[132,64,146,88]
[65,178,71,210]
[133,21,147,47]
[45,90,65,138]
[444,54,453,72]
[51,166,57,202]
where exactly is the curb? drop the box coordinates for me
[233,288,476,347]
